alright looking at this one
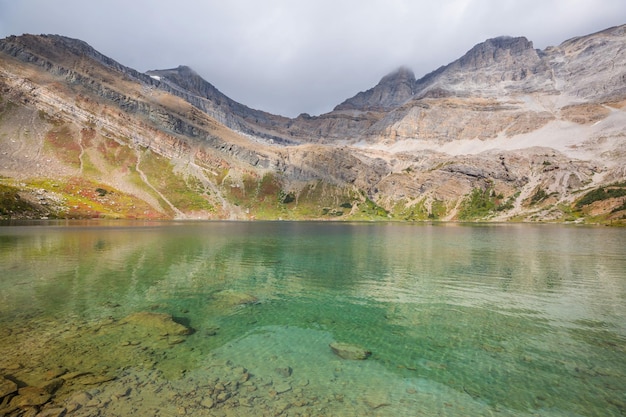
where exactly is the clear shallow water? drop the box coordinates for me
[0,221,624,416]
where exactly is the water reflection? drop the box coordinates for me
[0,221,624,416]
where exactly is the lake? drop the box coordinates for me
[0,221,624,416]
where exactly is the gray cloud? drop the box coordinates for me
[1,0,625,116]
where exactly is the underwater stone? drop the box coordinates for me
[216,392,230,402]
[0,376,18,399]
[35,407,67,417]
[40,378,64,395]
[10,386,52,407]
[121,312,192,336]
[200,398,215,409]
[329,342,371,360]
[212,290,258,307]
[273,382,292,394]
[44,366,67,380]
[275,366,292,377]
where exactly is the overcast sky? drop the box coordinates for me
[1,0,624,117]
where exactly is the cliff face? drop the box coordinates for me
[0,26,625,223]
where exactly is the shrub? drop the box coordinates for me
[458,188,496,219]
[530,188,549,205]
[576,185,626,208]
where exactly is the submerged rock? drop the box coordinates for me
[211,290,259,307]
[273,382,292,394]
[121,312,192,336]
[363,393,391,409]
[40,378,64,395]
[275,366,292,378]
[200,397,215,409]
[10,386,51,407]
[35,406,67,417]
[44,366,67,380]
[0,376,18,399]
[329,342,371,360]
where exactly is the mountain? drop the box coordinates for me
[1,26,625,223]
[334,66,417,111]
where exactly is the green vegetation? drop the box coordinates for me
[25,177,164,219]
[530,188,549,205]
[430,200,447,219]
[458,187,497,220]
[0,184,40,218]
[278,190,296,204]
[611,200,626,214]
[391,198,447,221]
[458,187,518,220]
[219,174,393,220]
[575,183,626,208]
[561,182,626,225]
[138,150,214,214]
[81,151,100,177]
[496,191,519,212]
[360,197,389,218]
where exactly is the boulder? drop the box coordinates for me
[10,386,51,407]
[275,366,292,378]
[121,312,192,336]
[212,290,258,307]
[40,378,64,395]
[329,342,371,360]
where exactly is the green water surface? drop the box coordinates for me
[0,221,624,416]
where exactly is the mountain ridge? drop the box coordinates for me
[1,25,625,223]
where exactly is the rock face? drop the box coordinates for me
[433,35,551,93]
[0,25,625,223]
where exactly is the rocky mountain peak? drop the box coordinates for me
[0,33,149,84]
[147,65,219,99]
[0,34,89,58]
[379,66,416,85]
[334,66,416,112]
[412,35,550,98]
[457,36,538,69]
[1,34,106,67]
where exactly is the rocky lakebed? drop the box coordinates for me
[0,303,420,417]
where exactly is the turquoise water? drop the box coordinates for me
[0,221,624,416]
